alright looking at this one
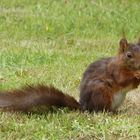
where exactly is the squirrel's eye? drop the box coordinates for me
[126,52,132,58]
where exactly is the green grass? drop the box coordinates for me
[0,0,140,139]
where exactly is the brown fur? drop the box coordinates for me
[0,37,140,112]
[80,37,140,112]
[0,85,80,112]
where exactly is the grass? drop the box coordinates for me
[0,0,140,139]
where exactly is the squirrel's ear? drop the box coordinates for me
[119,38,128,53]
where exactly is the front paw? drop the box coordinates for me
[134,71,140,79]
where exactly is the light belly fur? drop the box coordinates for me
[111,85,133,111]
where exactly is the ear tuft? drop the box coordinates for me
[119,38,128,52]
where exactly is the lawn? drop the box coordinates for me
[0,0,140,139]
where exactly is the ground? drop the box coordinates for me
[0,0,140,139]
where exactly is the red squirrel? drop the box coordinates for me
[0,37,140,112]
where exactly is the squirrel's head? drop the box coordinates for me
[118,37,140,70]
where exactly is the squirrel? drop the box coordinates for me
[0,37,140,113]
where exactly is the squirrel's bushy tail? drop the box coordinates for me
[0,85,80,112]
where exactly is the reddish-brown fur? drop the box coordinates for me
[80,37,140,112]
[0,85,80,112]
[0,37,140,112]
